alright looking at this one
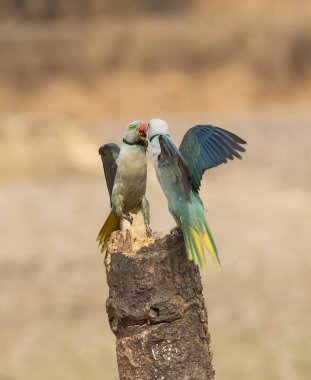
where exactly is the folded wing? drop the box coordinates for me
[158,135,193,198]
[179,125,246,193]
[99,143,120,200]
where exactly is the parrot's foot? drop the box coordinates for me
[145,224,153,237]
[170,226,182,235]
[121,214,133,224]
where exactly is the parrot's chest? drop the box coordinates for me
[156,159,185,203]
[114,148,147,210]
[121,161,147,190]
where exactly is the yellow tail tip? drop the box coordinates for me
[190,227,207,270]
[203,230,221,268]
[96,210,119,253]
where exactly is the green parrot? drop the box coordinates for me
[97,120,151,251]
[148,118,246,269]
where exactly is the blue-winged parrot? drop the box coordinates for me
[97,120,151,252]
[148,119,246,269]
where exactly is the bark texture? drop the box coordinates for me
[105,229,215,380]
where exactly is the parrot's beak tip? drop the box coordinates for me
[139,130,147,141]
[138,122,148,142]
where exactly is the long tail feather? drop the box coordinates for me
[188,232,199,267]
[182,222,206,269]
[203,221,221,268]
[181,220,220,269]
[190,226,207,269]
[97,210,119,253]
[183,227,194,262]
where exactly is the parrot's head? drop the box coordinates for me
[148,119,170,143]
[124,120,148,145]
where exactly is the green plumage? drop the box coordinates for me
[97,121,151,251]
[148,119,246,269]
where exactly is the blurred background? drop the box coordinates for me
[1,1,311,379]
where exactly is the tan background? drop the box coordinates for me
[0,1,311,379]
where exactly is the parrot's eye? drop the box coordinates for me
[129,125,135,130]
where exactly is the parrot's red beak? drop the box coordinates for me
[138,122,148,141]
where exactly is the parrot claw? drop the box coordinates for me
[170,226,182,235]
[121,214,133,224]
[145,225,153,237]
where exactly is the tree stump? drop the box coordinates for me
[105,216,215,380]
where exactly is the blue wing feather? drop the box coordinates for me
[179,125,246,193]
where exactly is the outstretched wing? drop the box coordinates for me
[158,135,193,198]
[179,125,246,193]
[99,143,120,200]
